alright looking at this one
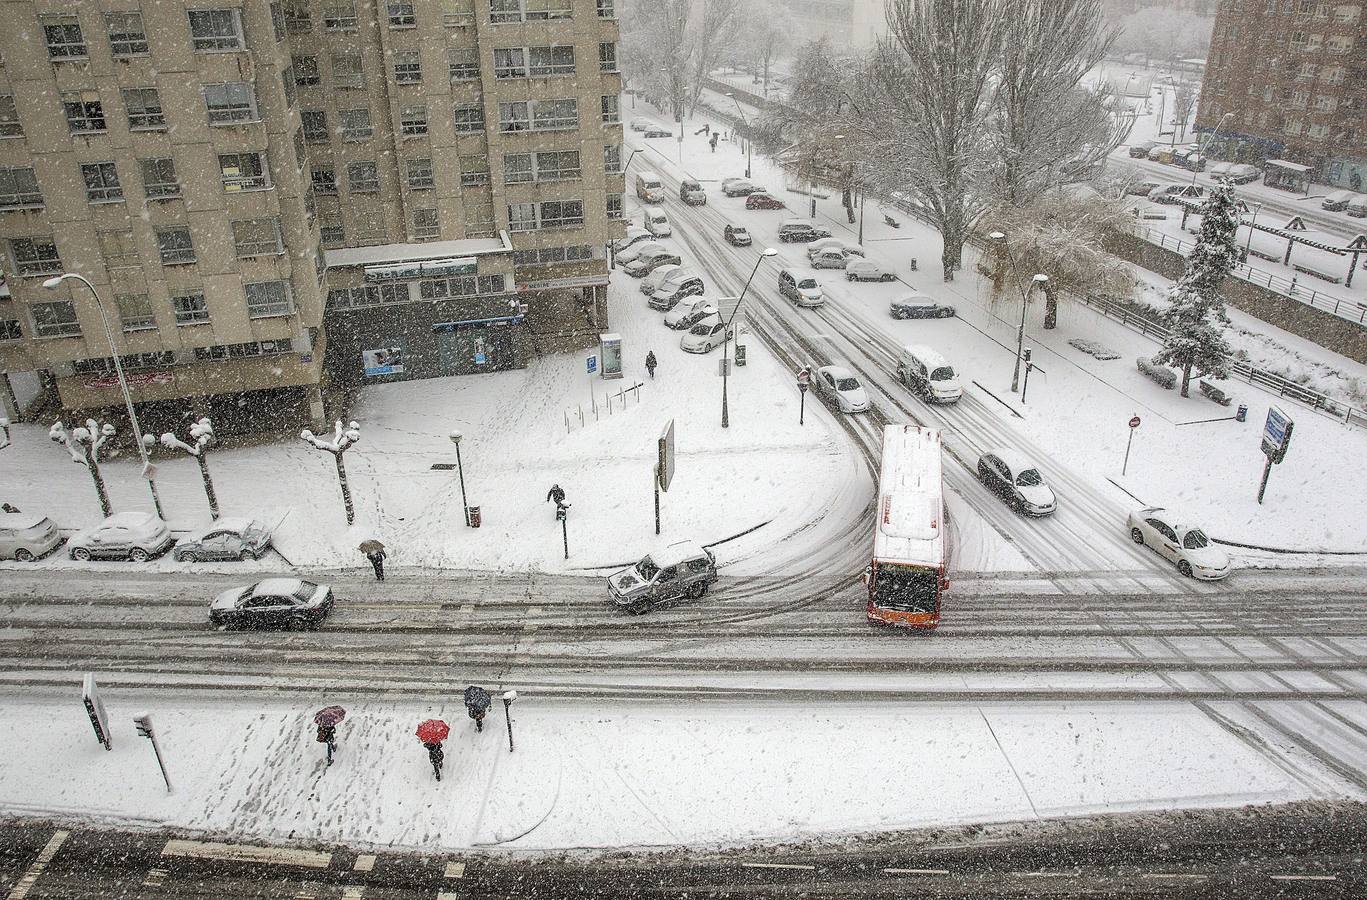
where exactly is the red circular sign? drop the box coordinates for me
[1129,416,1141,428]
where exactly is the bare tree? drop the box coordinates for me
[50,419,117,517]
[1172,80,1198,143]
[688,0,739,116]
[301,420,362,525]
[620,0,693,121]
[775,39,860,220]
[863,0,1005,281]
[157,417,220,519]
[737,0,790,95]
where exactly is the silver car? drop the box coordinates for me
[0,513,64,561]
[607,540,718,614]
[68,512,174,562]
[174,517,273,562]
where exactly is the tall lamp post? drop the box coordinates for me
[449,430,471,526]
[1242,202,1265,261]
[725,92,752,178]
[43,273,165,519]
[722,249,778,428]
[1191,111,1234,186]
[988,233,1049,394]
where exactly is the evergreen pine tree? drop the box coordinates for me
[1153,182,1239,397]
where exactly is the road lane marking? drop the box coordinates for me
[1015,871,1076,878]
[341,887,364,899]
[1270,874,1337,881]
[1142,873,1207,880]
[437,893,460,900]
[141,867,167,887]
[161,839,332,868]
[353,854,376,872]
[444,861,466,878]
[740,862,816,871]
[883,868,951,876]
[7,829,69,900]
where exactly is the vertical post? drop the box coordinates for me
[133,713,172,793]
[1020,349,1033,404]
[721,335,731,428]
[799,390,806,425]
[1257,455,1274,504]
[501,691,517,753]
[1122,428,1136,475]
[455,442,470,526]
[559,506,569,559]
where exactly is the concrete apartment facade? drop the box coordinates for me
[0,0,623,425]
[1196,0,1365,188]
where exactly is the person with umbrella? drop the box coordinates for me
[313,705,346,766]
[416,719,449,781]
[464,685,492,732]
[359,539,386,581]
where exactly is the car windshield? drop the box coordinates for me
[637,557,659,580]
[798,279,817,289]
[690,321,716,335]
[291,581,318,602]
[733,227,748,236]
[1016,468,1043,487]
[1183,530,1210,549]
[930,366,956,381]
[836,378,860,391]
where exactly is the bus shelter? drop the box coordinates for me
[1263,159,1313,195]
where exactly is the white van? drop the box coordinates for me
[778,268,824,307]
[1323,190,1358,212]
[636,172,665,203]
[896,345,963,404]
[644,208,672,237]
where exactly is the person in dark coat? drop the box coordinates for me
[709,133,719,152]
[424,741,444,780]
[546,484,566,506]
[464,685,492,732]
[317,724,337,765]
[366,547,386,581]
[645,351,657,379]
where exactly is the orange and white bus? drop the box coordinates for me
[866,424,949,629]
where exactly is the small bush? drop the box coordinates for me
[1137,356,1178,389]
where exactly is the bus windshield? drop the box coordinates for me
[873,564,939,614]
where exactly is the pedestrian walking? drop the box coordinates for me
[645,350,657,379]
[360,539,386,581]
[546,484,566,507]
[709,133,719,153]
[424,741,445,781]
[313,704,346,767]
[415,718,450,781]
[317,724,336,764]
[464,685,492,732]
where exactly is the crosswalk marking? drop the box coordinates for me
[352,854,376,872]
[341,887,364,899]
[141,867,167,887]
[444,861,466,879]
[7,829,68,900]
[162,839,332,868]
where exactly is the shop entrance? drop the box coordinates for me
[434,325,516,375]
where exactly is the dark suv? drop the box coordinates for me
[724,224,752,246]
[777,221,831,243]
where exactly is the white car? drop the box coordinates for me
[810,248,853,269]
[846,260,896,282]
[806,238,865,259]
[614,226,652,254]
[628,118,654,132]
[812,365,870,413]
[209,578,335,629]
[680,316,731,353]
[174,517,273,562]
[663,298,718,330]
[1126,507,1231,580]
[640,263,682,295]
[68,511,174,562]
[644,210,672,238]
[976,449,1057,516]
[616,239,667,266]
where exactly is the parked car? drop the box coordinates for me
[723,224,752,246]
[640,263,682,295]
[680,315,731,353]
[812,365,871,413]
[680,179,707,205]
[1174,149,1206,172]
[806,237,863,258]
[1207,161,1233,179]
[846,260,896,282]
[1128,141,1161,158]
[1149,183,1204,204]
[1126,507,1231,580]
[628,118,655,132]
[721,177,759,196]
[1226,163,1262,184]
[778,268,824,307]
[635,172,665,203]
[616,239,666,266]
[810,247,853,269]
[624,248,682,277]
[778,220,831,242]
[1347,196,1367,218]
[68,511,174,562]
[647,271,705,310]
[746,191,786,210]
[896,344,962,403]
[1323,189,1358,212]
[174,517,273,562]
[614,226,652,254]
[642,122,673,138]
[890,295,956,318]
[976,449,1057,516]
[0,512,64,562]
[209,578,335,629]
[664,298,719,330]
[606,540,718,615]
[1125,178,1165,196]
[1147,146,1176,164]
[643,207,672,238]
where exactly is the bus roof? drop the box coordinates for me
[873,424,945,568]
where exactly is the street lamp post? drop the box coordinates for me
[43,273,165,519]
[449,430,471,526]
[1242,202,1264,261]
[1191,112,1234,186]
[501,690,518,753]
[722,249,778,428]
[988,233,1049,394]
[725,93,752,179]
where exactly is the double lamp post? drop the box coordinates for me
[721,248,778,428]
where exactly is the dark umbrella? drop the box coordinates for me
[358,539,385,555]
[416,719,450,744]
[314,705,347,727]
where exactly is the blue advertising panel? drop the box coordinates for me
[1261,406,1293,461]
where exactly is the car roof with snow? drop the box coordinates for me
[818,365,859,384]
[182,516,262,541]
[251,578,310,597]
[647,540,709,569]
[0,512,49,529]
[983,448,1038,475]
[895,294,937,305]
[103,511,159,527]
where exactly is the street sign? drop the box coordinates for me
[1260,406,1293,462]
[797,367,811,392]
[657,418,675,492]
[586,354,598,376]
[82,674,112,751]
[1129,415,1141,428]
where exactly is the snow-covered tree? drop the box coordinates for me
[687,0,739,116]
[774,39,860,222]
[50,419,116,517]
[156,417,219,519]
[734,1,790,95]
[1113,6,1213,66]
[1172,80,1198,143]
[301,420,361,525]
[1153,184,1240,397]
[621,0,692,120]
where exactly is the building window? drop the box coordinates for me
[536,151,580,181]
[530,45,575,76]
[395,50,424,83]
[122,88,166,131]
[245,281,293,318]
[332,53,365,89]
[401,105,429,137]
[493,48,526,78]
[602,95,620,124]
[411,208,440,240]
[597,0,615,17]
[406,157,435,189]
[81,162,123,203]
[459,155,490,186]
[157,227,196,264]
[508,202,537,231]
[63,93,107,134]
[599,42,617,73]
[31,301,81,338]
[312,167,338,195]
[348,161,380,192]
[194,338,292,360]
[203,82,259,124]
[607,193,623,219]
[527,0,573,20]
[490,0,523,23]
[116,294,156,332]
[233,218,284,257]
[388,2,417,26]
[106,12,149,56]
[443,0,477,27]
[498,101,529,132]
[270,1,286,39]
[319,214,345,246]
[283,1,311,32]
[0,320,22,341]
[173,292,210,325]
[448,49,480,80]
[10,238,63,276]
[188,9,245,52]
[219,152,270,191]
[340,108,374,140]
[293,56,321,86]
[302,110,328,143]
[97,230,139,267]
[0,95,21,137]
[604,143,622,173]
[0,168,42,209]
[504,153,533,184]
[538,199,584,229]
[140,158,180,199]
[41,15,87,59]
[531,99,577,130]
[324,3,357,29]
[453,105,485,133]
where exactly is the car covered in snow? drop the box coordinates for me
[1148,183,1204,204]
[1226,163,1261,184]
[1126,507,1230,580]
[615,239,666,266]
[721,177,760,197]
[810,247,854,269]
[812,365,871,413]
[0,512,64,562]
[607,540,718,614]
[977,449,1057,516]
[209,578,335,629]
[663,298,718,330]
[647,270,705,310]
[1128,140,1161,158]
[777,220,831,242]
[1323,190,1359,212]
[624,247,682,277]
[628,118,655,132]
[174,517,273,562]
[723,224,752,246]
[845,260,896,282]
[745,191,786,210]
[1125,178,1166,196]
[889,295,955,318]
[679,315,731,353]
[640,263,682,296]
[67,511,174,562]
[613,226,653,255]
[679,179,707,205]
[641,122,673,138]
[1207,161,1233,179]
[806,237,864,258]
[778,269,824,307]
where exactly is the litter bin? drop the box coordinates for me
[735,343,747,367]
[1235,404,1248,423]
[467,506,481,528]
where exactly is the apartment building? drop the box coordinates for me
[779,0,885,50]
[0,0,624,425]
[1196,0,1365,187]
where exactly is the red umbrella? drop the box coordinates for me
[314,706,347,727]
[416,719,449,744]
